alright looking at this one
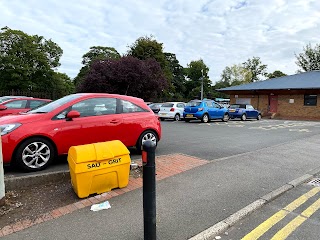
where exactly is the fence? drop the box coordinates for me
[0,90,66,100]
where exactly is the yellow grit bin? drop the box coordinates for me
[67,140,131,198]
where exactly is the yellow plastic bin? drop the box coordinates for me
[67,140,131,198]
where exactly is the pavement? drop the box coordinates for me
[2,131,320,239]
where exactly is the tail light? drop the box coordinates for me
[198,108,203,111]
[170,108,175,111]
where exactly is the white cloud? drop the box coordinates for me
[1,0,320,84]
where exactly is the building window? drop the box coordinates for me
[304,94,317,106]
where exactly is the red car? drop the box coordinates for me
[0,97,51,117]
[0,93,161,172]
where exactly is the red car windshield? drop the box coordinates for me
[28,94,83,113]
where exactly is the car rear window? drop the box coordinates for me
[186,101,201,107]
[230,104,246,109]
[149,103,162,108]
[162,103,174,107]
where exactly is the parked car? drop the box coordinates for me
[183,99,229,123]
[0,93,161,172]
[0,96,31,103]
[0,97,51,117]
[228,104,262,120]
[148,103,163,114]
[158,102,186,121]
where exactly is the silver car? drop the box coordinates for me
[158,102,186,121]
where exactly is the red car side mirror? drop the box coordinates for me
[66,110,80,119]
[0,105,7,110]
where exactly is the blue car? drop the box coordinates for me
[183,99,229,123]
[228,104,262,121]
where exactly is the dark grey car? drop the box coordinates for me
[148,103,163,114]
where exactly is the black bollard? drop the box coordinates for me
[142,140,157,240]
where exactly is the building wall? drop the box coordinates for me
[230,94,320,119]
[230,94,269,115]
[278,94,320,118]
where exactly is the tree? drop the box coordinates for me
[127,36,177,100]
[127,35,167,69]
[52,72,75,97]
[267,70,287,79]
[220,64,252,86]
[74,46,121,87]
[184,59,212,99]
[211,81,230,99]
[211,65,250,99]
[295,43,320,72]
[81,46,121,66]
[164,52,186,100]
[242,57,268,82]
[77,56,168,101]
[0,27,63,92]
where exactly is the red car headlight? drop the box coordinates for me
[0,123,22,136]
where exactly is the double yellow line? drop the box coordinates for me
[242,187,320,240]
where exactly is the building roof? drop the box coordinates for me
[217,71,320,91]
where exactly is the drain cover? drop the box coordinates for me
[307,178,320,187]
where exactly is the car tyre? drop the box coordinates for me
[201,113,210,123]
[136,130,158,154]
[241,114,247,121]
[222,113,229,122]
[14,137,55,172]
[184,119,190,122]
[174,114,180,121]
[257,114,262,120]
[160,118,165,121]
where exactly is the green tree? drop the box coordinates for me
[211,64,251,99]
[0,27,63,92]
[164,52,186,100]
[52,72,75,98]
[74,46,121,88]
[185,59,212,99]
[82,46,121,65]
[220,64,252,86]
[242,56,268,82]
[127,35,167,69]
[267,70,287,79]
[295,43,320,72]
[211,81,230,99]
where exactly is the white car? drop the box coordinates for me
[158,102,186,121]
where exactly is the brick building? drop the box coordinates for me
[217,71,320,120]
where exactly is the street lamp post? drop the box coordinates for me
[200,69,204,100]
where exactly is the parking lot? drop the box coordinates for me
[156,119,320,161]
[4,119,320,177]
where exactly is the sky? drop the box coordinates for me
[1,0,320,84]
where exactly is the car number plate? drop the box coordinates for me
[160,113,166,115]
[186,114,193,117]
[229,109,235,112]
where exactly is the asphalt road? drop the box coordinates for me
[4,119,320,177]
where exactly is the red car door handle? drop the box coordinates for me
[110,120,119,124]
